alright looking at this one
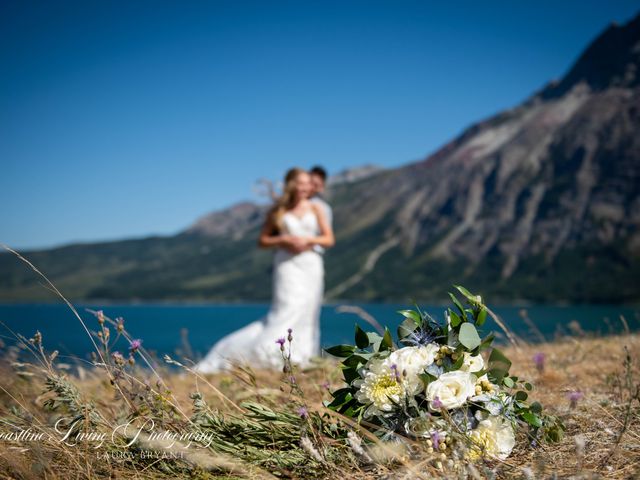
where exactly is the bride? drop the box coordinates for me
[195,168,334,373]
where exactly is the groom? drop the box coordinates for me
[309,166,333,254]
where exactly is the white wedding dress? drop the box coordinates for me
[195,210,324,373]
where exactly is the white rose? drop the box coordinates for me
[386,344,439,374]
[383,344,439,395]
[468,415,516,460]
[425,371,476,410]
[460,352,484,372]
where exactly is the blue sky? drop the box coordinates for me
[1,1,639,250]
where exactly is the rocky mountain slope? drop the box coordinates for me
[2,14,639,303]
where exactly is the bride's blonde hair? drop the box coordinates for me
[268,167,306,233]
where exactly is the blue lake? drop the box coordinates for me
[0,302,638,365]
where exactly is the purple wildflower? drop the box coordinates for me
[287,328,293,342]
[431,431,441,450]
[321,381,330,390]
[431,396,443,410]
[567,390,584,409]
[533,352,545,373]
[276,337,286,351]
[129,339,142,353]
[297,406,308,419]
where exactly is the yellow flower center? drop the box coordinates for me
[370,374,403,405]
[468,430,497,460]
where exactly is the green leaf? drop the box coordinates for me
[454,285,483,307]
[488,348,512,383]
[448,293,466,319]
[449,310,462,327]
[354,324,369,349]
[503,377,515,388]
[454,284,475,301]
[419,372,437,385]
[521,411,543,428]
[325,344,356,358]
[530,401,542,413]
[524,382,533,391]
[380,328,393,351]
[459,323,481,350]
[397,318,416,342]
[450,353,465,371]
[397,309,422,326]
[342,367,360,384]
[479,332,495,351]
[544,416,565,443]
[342,354,370,368]
[476,308,487,327]
[327,388,352,409]
[515,390,528,401]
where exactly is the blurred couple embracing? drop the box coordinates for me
[196,166,334,373]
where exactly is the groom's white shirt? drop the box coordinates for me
[310,195,332,254]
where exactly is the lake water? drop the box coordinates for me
[0,303,638,364]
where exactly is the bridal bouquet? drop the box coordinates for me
[325,286,563,465]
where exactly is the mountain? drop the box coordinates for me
[2,14,639,303]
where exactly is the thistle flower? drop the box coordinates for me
[297,406,308,419]
[567,390,584,409]
[112,351,125,366]
[287,328,293,342]
[533,352,545,372]
[129,339,142,353]
[276,337,286,351]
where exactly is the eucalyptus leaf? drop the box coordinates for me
[367,332,383,344]
[459,323,481,350]
[530,401,543,413]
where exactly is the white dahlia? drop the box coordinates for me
[468,415,516,460]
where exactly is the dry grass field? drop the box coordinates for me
[0,312,638,480]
